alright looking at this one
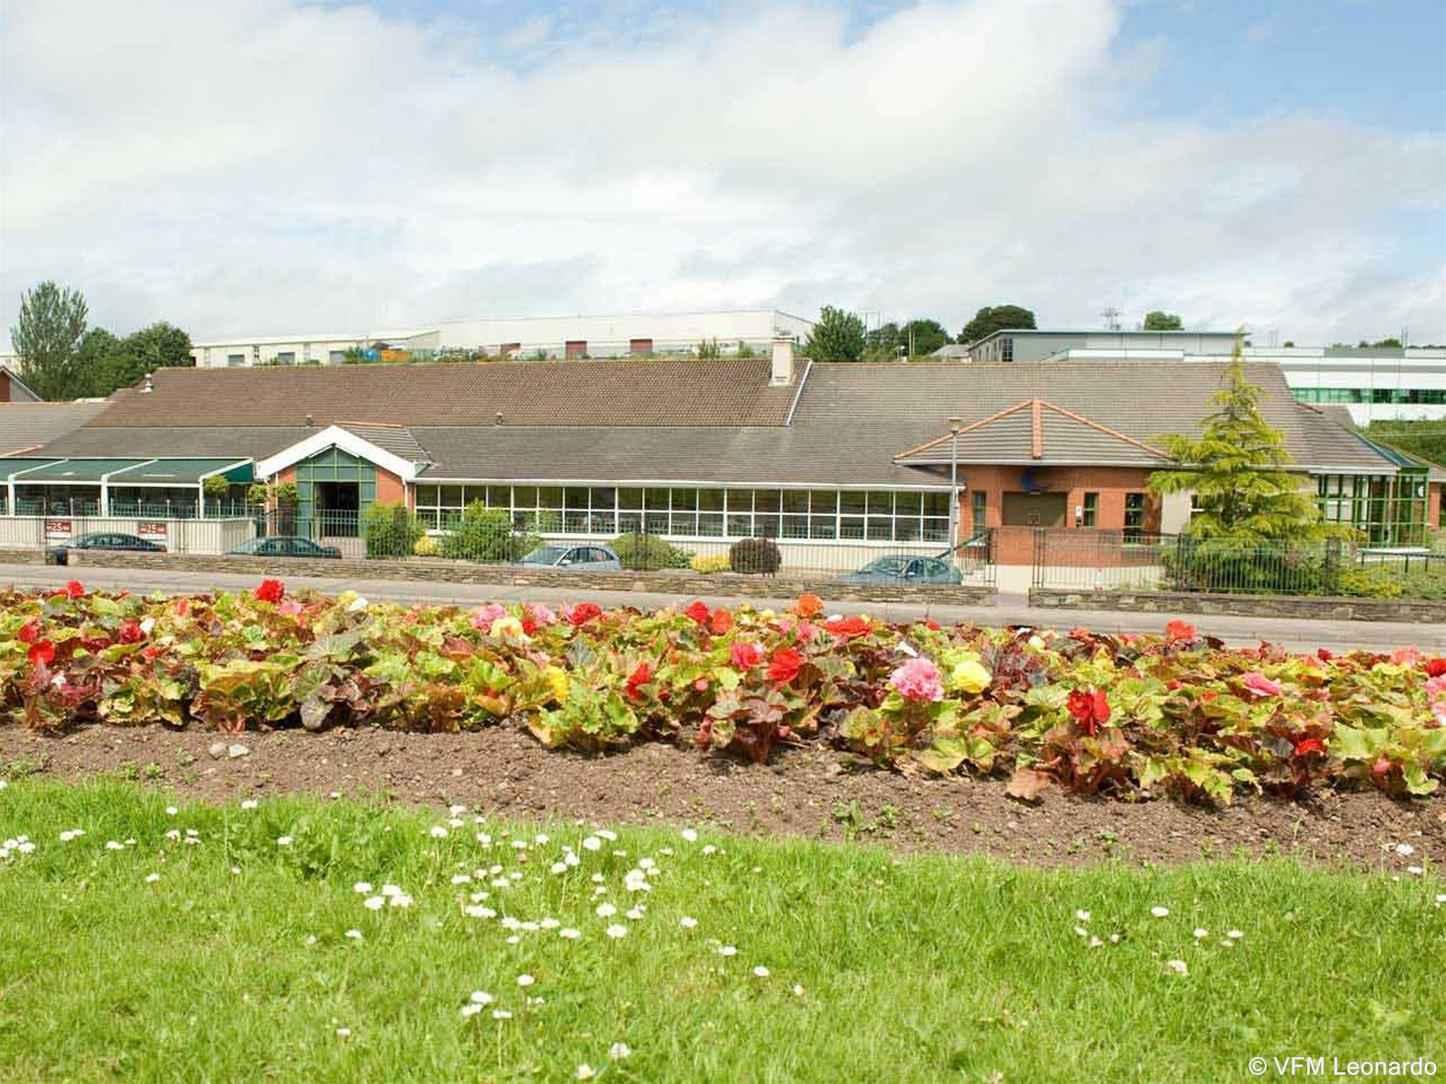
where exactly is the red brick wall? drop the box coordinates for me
[375,468,406,507]
[1431,482,1443,529]
[957,466,1157,536]
[0,372,10,403]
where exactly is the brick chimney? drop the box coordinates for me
[770,335,794,386]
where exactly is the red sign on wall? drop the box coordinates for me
[137,522,168,539]
[44,519,72,538]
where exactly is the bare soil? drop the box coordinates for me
[2,724,1442,871]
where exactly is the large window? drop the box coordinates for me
[226,354,245,367]
[1081,491,1098,527]
[1292,387,1446,405]
[1316,471,1428,546]
[412,485,951,543]
[1123,492,1146,541]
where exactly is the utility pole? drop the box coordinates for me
[1100,307,1122,331]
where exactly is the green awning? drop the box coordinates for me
[0,458,63,480]
[13,458,143,484]
[9,458,254,486]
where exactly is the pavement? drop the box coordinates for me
[2,561,1441,654]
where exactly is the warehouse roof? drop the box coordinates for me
[0,402,110,456]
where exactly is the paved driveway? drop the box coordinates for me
[1,561,1439,654]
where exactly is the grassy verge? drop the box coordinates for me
[0,780,1442,1083]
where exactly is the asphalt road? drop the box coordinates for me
[1,561,1440,654]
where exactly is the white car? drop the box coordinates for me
[518,544,622,571]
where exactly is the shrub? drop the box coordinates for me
[729,536,781,575]
[690,553,731,574]
[363,502,424,559]
[612,532,694,571]
[413,534,439,557]
[440,502,538,562]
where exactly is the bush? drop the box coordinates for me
[413,534,439,557]
[611,533,694,571]
[440,502,538,562]
[363,502,424,559]
[729,536,781,575]
[690,553,731,574]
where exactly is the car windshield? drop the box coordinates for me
[860,557,906,575]
[521,546,568,565]
[231,538,265,554]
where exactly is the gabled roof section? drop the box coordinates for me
[895,399,1172,467]
[86,358,802,429]
[255,425,428,482]
[335,422,431,464]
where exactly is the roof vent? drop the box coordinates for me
[140,374,154,394]
[495,411,503,426]
[305,414,314,427]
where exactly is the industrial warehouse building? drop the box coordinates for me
[1,343,1437,568]
[188,309,815,367]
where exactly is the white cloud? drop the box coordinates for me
[1,0,1442,348]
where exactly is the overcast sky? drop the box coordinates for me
[2,0,1443,349]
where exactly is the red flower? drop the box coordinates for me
[1426,658,1446,678]
[924,619,941,631]
[567,602,602,626]
[684,600,712,626]
[1165,619,1196,643]
[1066,687,1111,736]
[1294,736,1326,758]
[175,598,190,617]
[624,661,653,702]
[766,647,804,685]
[17,621,41,644]
[693,677,709,693]
[117,619,144,644]
[27,640,55,667]
[824,615,870,639]
[520,614,539,636]
[1316,648,1333,662]
[709,609,733,635]
[253,579,285,604]
[63,580,84,599]
[794,593,823,618]
[729,641,762,670]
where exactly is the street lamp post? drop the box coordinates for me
[947,416,963,557]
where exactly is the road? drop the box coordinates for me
[1,561,1439,653]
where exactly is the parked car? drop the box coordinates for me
[838,555,962,585]
[46,532,166,566]
[226,536,342,559]
[519,544,622,571]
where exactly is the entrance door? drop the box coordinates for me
[314,481,360,537]
[1002,492,1067,527]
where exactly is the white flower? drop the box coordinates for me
[345,929,363,940]
[450,873,472,885]
[511,840,527,850]
[363,896,385,910]
[1226,929,1244,940]
[526,996,545,1007]
[597,829,618,842]
[550,862,568,875]
[718,945,737,957]
[605,924,628,939]
[429,826,449,839]
[449,803,467,815]
[1407,865,1424,876]
[164,829,180,841]
[335,1027,351,1038]
[305,935,318,946]
[381,884,402,897]
[534,833,549,845]
[658,847,673,857]
[752,965,769,978]
[240,799,258,810]
[1150,906,1169,918]
[491,1009,511,1020]
[347,595,368,612]
[575,1065,596,1080]
[1075,909,1090,922]
[1435,894,1446,906]
[165,806,178,816]
[1192,928,1208,939]
[59,829,84,842]
[1087,936,1103,948]
[609,1043,631,1059]
[388,893,413,908]
[145,873,160,883]
[276,836,293,847]
[679,916,698,929]
[463,905,495,919]
[470,990,495,1005]
[448,817,464,828]
[625,907,644,921]
[680,828,698,843]
[1073,926,1088,938]
[476,833,493,846]
[596,903,617,918]
[105,840,124,851]
[560,928,581,940]
[1220,938,1235,948]
[582,836,602,852]
[1394,842,1416,857]
[702,845,717,856]
[1108,933,1121,944]
[791,984,805,997]
[460,1004,484,1018]
[540,918,560,930]
[353,882,373,894]
[516,974,534,988]
[501,916,521,930]
[1163,959,1189,976]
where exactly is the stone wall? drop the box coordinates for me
[0,548,43,565]
[63,551,997,606]
[1030,587,1446,625]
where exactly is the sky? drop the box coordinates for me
[1,0,1443,350]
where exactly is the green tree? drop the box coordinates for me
[865,321,902,360]
[1142,311,1183,331]
[10,281,89,400]
[957,304,1036,345]
[803,306,867,361]
[1148,336,1330,542]
[899,318,950,356]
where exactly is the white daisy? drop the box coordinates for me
[752,965,769,978]
[1163,959,1188,976]
[1150,906,1169,918]
[354,882,373,894]
[276,836,293,847]
[679,916,698,929]
[605,924,628,939]
[609,1043,631,1059]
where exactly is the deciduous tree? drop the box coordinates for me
[957,305,1036,345]
[804,306,867,361]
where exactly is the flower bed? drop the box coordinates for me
[3,581,1443,804]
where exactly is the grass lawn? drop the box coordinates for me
[0,780,1442,1083]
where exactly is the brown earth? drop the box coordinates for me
[2,724,1442,872]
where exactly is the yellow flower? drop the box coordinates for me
[544,666,570,704]
[490,615,529,642]
[941,650,992,694]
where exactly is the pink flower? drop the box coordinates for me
[729,642,762,670]
[470,603,507,633]
[525,602,557,628]
[1241,671,1282,698]
[888,657,944,703]
[278,599,305,617]
[1390,646,1421,667]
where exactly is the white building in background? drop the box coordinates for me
[189,309,814,368]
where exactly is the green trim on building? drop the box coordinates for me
[293,446,376,535]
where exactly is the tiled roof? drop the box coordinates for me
[335,423,431,463]
[895,399,1171,466]
[87,359,800,429]
[31,359,1400,486]
[0,402,111,456]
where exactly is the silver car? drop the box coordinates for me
[519,544,622,571]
